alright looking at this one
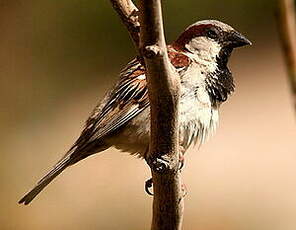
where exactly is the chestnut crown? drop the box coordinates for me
[173,20,251,51]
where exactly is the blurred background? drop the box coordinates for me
[1,0,295,229]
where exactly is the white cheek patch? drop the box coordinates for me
[185,37,221,72]
[186,37,222,59]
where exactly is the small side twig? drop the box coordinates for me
[109,0,140,48]
[277,0,296,112]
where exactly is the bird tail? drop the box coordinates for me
[18,154,73,205]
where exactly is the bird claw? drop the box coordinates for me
[145,178,153,196]
[145,178,187,197]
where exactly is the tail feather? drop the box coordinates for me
[19,155,72,205]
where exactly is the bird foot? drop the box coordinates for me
[147,156,170,173]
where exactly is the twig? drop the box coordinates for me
[138,0,183,229]
[277,0,296,112]
[109,0,184,229]
[109,0,140,48]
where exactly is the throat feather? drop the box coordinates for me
[206,66,234,105]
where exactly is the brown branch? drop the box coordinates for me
[109,0,184,229]
[277,0,296,112]
[138,0,183,230]
[109,0,140,48]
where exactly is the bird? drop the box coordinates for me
[19,19,251,205]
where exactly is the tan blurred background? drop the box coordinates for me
[1,0,296,229]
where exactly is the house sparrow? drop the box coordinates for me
[19,19,251,205]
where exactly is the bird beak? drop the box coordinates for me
[226,31,252,48]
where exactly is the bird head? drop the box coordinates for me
[172,20,251,67]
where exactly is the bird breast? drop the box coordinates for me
[108,65,219,157]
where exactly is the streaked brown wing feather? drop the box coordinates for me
[73,58,148,151]
[73,48,190,151]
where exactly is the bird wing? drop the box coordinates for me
[73,48,191,152]
[73,58,149,150]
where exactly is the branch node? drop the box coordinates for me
[129,9,140,24]
[142,45,163,59]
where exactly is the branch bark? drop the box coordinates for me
[138,0,183,229]
[109,0,184,229]
[277,0,296,112]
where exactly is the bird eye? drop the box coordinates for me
[206,29,218,39]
